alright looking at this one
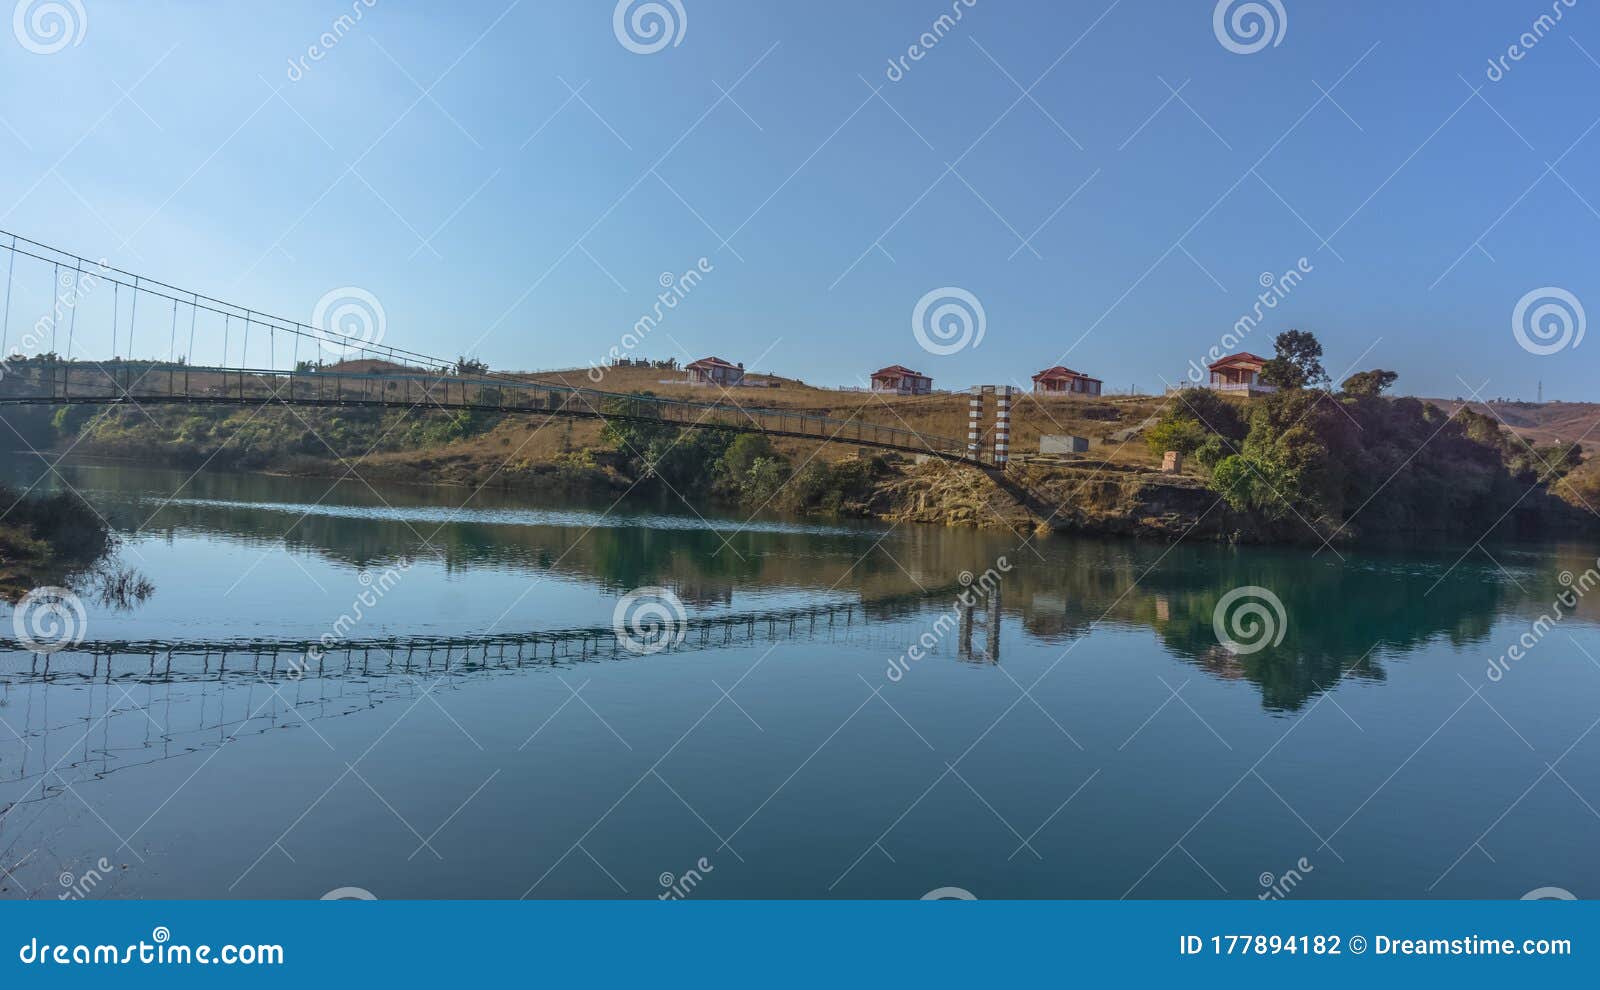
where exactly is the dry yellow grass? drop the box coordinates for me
[325,373,1596,494]
[519,365,1178,468]
[44,359,1221,474]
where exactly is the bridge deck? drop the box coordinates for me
[0,588,975,682]
[0,360,981,464]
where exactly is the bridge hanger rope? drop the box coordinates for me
[65,259,80,358]
[0,227,457,372]
[0,233,13,354]
[0,228,987,404]
[0,229,981,462]
[49,261,59,354]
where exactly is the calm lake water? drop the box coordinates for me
[2,460,1598,900]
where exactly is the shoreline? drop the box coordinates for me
[18,447,1587,552]
[0,482,116,601]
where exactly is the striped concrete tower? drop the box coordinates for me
[993,385,1013,466]
[968,386,984,459]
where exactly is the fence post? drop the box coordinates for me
[968,386,983,460]
[994,385,1012,467]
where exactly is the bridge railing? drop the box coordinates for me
[0,359,976,462]
[0,585,968,683]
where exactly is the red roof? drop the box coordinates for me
[687,356,741,371]
[1208,351,1268,371]
[1032,366,1102,383]
[871,364,927,378]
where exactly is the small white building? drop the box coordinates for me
[686,356,745,387]
[869,364,933,395]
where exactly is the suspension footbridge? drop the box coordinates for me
[0,582,1002,683]
[0,230,989,465]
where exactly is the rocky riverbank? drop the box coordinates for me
[875,459,1256,541]
[0,484,116,600]
[8,372,1595,549]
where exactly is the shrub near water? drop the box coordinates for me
[708,433,887,513]
[50,403,501,471]
[781,458,885,514]
[0,484,114,598]
[1168,373,1580,536]
[1147,389,1247,471]
[1145,332,1584,538]
[598,405,889,516]
[0,484,110,561]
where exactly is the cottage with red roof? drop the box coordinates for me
[1206,352,1276,393]
[1031,366,1103,397]
[869,364,933,395]
[686,356,745,387]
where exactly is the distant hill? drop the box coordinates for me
[1427,398,1600,448]
[322,358,425,375]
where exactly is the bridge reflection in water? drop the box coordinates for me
[1,584,999,686]
[957,580,1003,662]
[0,584,1003,809]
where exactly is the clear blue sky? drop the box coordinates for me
[1,0,1596,399]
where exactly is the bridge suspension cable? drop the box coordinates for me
[0,228,984,464]
[0,226,463,372]
[1,233,14,354]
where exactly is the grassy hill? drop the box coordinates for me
[7,359,1593,543]
[527,363,1172,467]
[1427,398,1600,447]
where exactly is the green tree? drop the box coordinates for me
[1259,330,1328,390]
[740,456,789,505]
[1341,369,1398,397]
[720,434,777,482]
[599,395,678,454]
[1211,454,1283,515]
[1145,389,1247,468]
[1200,378,1591,540]
[1208,389,1350,523]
